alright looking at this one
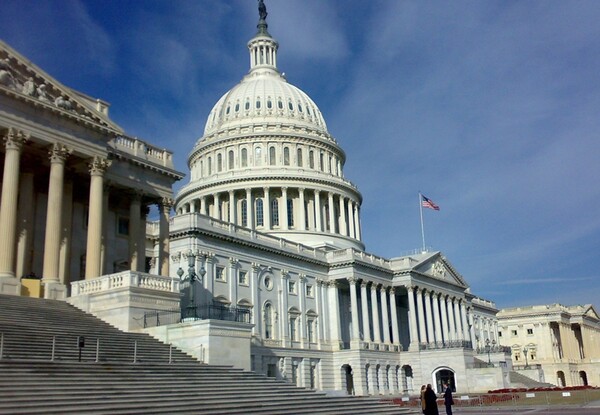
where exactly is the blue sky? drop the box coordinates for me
[2,0,599,310]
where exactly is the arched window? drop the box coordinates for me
[278,99,283,109]
[217,153,223,172]
[245,101,250,110]
[235,103,240,112]
[298,103,303,112]
[319,153,324,171]
[288,101,294,111]
[309,150,315,169]
[283,147,290,166]
[200,160,203,177]
[269,146,276,165]
[241,199,248,227]
[241,148,248,167]
[256,98,261,109]
[228,150,234,170]
[207,156,212,175]
[287,198,294,227]
[226,105,230,115]
[271,199,279,227]
[297,148,303,167]
[255,147,262,166]
[256,198,264,226]
[264,303,273,339]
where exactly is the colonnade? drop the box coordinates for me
[0,128,173,294]
[178,186,362,240]
[473,315,499,349]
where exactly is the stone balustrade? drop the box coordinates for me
[71,271,180,295]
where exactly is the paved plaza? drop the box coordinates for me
[450,404,600,414]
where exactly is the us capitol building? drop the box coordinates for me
[1,3,597,396]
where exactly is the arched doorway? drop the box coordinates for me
[434,368,456,394]
[401,365,414,393]
[579,371,588,386]
[342,364,354,395]
[557,371,566,387]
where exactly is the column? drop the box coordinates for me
[298,188,306,231]
[370,283,381,343]
[58,180,73,285]
[328,280,342,348]
[129,192,142,271]
[42,143,71,282]
[139,205,149,271]
[338,196,347,236]
[353,204,361,240]
[432,292,442,345]
[84,156,110,279]
[440,294,450,344]
[315,279,324,346]
[100,185,109,275]
[299,274,307,346]
[416,288,427,344]
[348,277,361,343]
[320,280,330,343]
[228,190,235,224]
[200,196,207,215]
[280,271,290,345]
[228,258,238,306]
[158,197,173,277]
[453,299,464,341]
[380,286,390,344]
[347,199,355,238]
[16,171,34,279]
[281,187,288,230]
[446,297,456,342]
[389,288,400,346]
[327,193,335,233]
[0,129,29,281]
[424,290,435,344]
[314,190,322,232]
[460,301,470,344]
[213,193,220,220]
[250,263,260,336]
[263,187,271,230]
[360,281,371,342]
[245,189,254,229]
[468,308,476,347]
[407,287,420,349]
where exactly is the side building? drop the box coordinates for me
[497,304,600,387]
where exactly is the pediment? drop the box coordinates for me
[413,252,468,288]
[0,40,121,131]
[584,305,600,321]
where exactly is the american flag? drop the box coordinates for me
[421,195,440,211]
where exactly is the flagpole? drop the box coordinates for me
[419,192,426,252]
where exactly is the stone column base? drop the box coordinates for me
[0,276,20,295]
[43,281,67,300]
[408,342,420,352]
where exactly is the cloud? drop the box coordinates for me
[495,276,594,286]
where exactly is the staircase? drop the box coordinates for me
[509,370,555,389]
[0,294,410,414]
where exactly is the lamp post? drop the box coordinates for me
[485,338,496,366]
[523,346,529,369]
[177,250,205,320]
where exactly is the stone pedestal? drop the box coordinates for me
[0,276,21,295]
[43,281,67,300]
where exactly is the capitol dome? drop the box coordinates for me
[175,10,363,251]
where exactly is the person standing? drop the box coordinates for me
[424,384,439,415]
[420,385,427,414]
[443,382,454,415]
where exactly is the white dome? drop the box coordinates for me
[203,68,328,136]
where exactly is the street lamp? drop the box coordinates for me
[523,346,529,369]
[177,250,205,319]
[485,338,496,366]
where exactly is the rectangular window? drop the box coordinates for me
[307,320,314,343]
[288,281,296,294]
[306,284,313,297]
[117,216,129,236]
[527,328,533,335]
[498,331,502,337]
[216,266,225,281]
[238,271,248,285]
[511,330,517,336]
[290,317,297,341]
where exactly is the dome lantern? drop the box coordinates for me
[248,0,279,73]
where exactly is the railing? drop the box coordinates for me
[419,340,473,350]
[112,135,175,168]
[475,344,512,354]
[71,271,180,295]
[143,304,252,328]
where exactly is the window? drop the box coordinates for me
[228,150,234,170]
[117,217,129,236]
[511,330,517,336]
[235,103,240,112]
[306,284,313,297]
[264,303,273,339]
[288,101,293,111]
[267,99,272,109]
[297,148,303,167]
[498,331,503,337]
[226,105,230,115]
[309,150,315,169]
[245,101,250,110]
[255,147,262,166]
[278,99,283,109]
[238,271,248,285]
[283,147,290,166]
[217,153,223,172]
[269,146,276,165]
[241,148,248,167]
[307,320,314,343]
[287,199,294,227]
[200,160,203,177]
[319,153,324,171]
[207,156,212,174]
[298,103,303,112]
[216,266,225,281]
[290,317,297,341]
[256,198,264,226]
[527,328,534,335]
[241,200,248,227]
[288,280,296,294]
[256,99,261,109]
[271,199,279,226]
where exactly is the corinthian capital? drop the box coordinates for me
[160,197,174,210]
[3,128,29,151]
[88,156,111,176]
[48,143,72,163]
